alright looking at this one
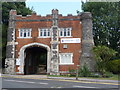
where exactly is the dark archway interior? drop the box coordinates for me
[24,46,47,75]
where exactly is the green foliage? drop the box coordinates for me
[1,2,33,68]
[82,2,120,58]
[92,45,117,75]
[79,64,91,77]
[103,72,113,78]
[2,2,32,24]
[106,59,120,74]
[68,68,76,77]
[90,72,100,78]
[0,24,2,67]
[93,46,117,62]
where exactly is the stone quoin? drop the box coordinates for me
[5,9,95,75]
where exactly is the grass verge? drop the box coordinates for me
[48,74,119,80]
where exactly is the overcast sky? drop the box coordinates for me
[26,0,85,16]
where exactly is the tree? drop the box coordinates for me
[1,2,33,68]
[82,2,120,58]
[2,2,32,24]
[92,45,117,75]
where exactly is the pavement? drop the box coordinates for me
[1,74,120,84]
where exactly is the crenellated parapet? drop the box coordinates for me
[14,10,80,22]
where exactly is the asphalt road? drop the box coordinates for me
[2,77,119,90]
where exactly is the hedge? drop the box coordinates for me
[106,59,120,74]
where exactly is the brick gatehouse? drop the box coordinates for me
[5,9,95,75]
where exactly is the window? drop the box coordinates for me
[60,29,63,36]
[38,28,50,37]
[18,28,32,38]
[59,53,74,65]
[64,28,67,36]
[63,44,68,49]
[59,28,72,37]
[44,29,46,36]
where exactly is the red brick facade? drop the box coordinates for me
[13,10,82,74]
[5,9,95,75]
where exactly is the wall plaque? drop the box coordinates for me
[61,38,81,43]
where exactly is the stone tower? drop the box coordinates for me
[50,9,59,75]
[5,10,16,74]
[80,12,95,71]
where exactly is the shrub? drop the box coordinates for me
[79,64,91,77]
[68,68,76,77]
[92,45,117,75]
[103,72,113,78]
[106,59,120,74]
[90,72,101,78]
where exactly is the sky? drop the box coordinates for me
[26,0,86,16]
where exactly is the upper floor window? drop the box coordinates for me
[18,28,32,38]
[59,28,72,37]
[38,28,50,38]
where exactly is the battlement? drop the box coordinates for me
[9,9,80,21]
[9,9,17,15]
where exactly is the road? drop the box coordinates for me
[2,77,119,90]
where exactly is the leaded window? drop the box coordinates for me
[18,28,32,38]
[59,28,72,37]
[38,28,50,37]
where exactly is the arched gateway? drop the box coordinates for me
[17,43,51,74]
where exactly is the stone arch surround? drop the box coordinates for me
[17,43,51,74]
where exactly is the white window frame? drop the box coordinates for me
[59,53,74,65]
[59,27,72,37]
[38,28,50,38]
[18,28,32,38]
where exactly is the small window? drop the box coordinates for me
[63,44,68,49]
[48,29,50,36]
[67,28,70,36]
[44,29,46,36]
[64,29,67,36]
[40,29,43,36]
[59,53,74,65]
[24,31,26,37]
[59,28,72,37]
[38,28,50,38]
[18,28,32,38]
[28,31,30,36]
[20,30,23,37]
[60,30,63,36]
